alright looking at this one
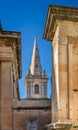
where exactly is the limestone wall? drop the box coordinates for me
[12,99,51,130]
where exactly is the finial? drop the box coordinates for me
[42,70,46,76]
[0,21,2,31]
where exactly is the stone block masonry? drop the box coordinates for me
[44,5,78,130]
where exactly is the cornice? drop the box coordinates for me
[12,98,51,109]
[43,5,78,41]
[0,31,22,78]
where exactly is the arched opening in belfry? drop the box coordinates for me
[35,84,39,94]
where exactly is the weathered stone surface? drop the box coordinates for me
[46,120,72,130]
[43,5,78,41]
[13,99,51,109]
[0,29,21,130]
[13,108,51,130]
[44,5,78,130]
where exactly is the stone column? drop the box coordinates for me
[0,45,14,130]
[0,61,13,130]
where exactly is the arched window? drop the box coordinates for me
[35,84,39,94]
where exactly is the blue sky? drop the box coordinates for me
[0,0,78,98]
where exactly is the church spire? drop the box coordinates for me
[25,36,48,99]
[30,36,42,75]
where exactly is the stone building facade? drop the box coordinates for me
[0,25,21,130]
[0,24,51,130]
[44,5,78,130]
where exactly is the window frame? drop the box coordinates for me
[34,84,39,94]
[28,120,37,130]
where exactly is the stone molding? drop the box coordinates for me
[12,99,51,109]
[43,5,78,41]
[46,120,72,129]
[0,30,21,78]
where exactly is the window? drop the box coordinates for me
[35,84,39,94]
[28,120,37,130]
